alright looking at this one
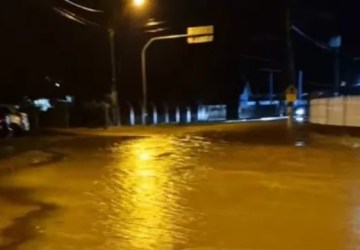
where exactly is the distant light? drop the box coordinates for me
[66,96,74,103]
[295,116,305,123]
[295,108,305,116]
[295,140,306,147]
[341,81,346,87]
[226,116,288,123]
[260,117,284,121]
[34,98,52,111]
[329,35,342,48]
[134,0,145,7]
[55,83,61,88]
[145,28,167,33]
[145,19,165,27]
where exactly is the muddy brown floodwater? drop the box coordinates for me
[1,122,360,250]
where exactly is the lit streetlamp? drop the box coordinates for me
[53,0,146,126]
[134,0,145,7]
[141,26,214,125]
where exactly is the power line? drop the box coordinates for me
[63,0,103,13]
[292,25,330,51]
[52,7,100,27]
[53,7,88,26]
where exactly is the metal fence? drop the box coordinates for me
[310,96,360,127]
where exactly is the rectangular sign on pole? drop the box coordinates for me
[187,25,214,44]
[286,85,298,103]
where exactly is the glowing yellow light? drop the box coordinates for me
[139,151,151,161]
[133,0,145,7]
[102,136,199,249]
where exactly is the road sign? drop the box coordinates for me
[187,25,214,44]
[286,85,297,103]
[329,35,342,49]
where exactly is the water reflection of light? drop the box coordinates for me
[99,136,211,249]
[295,140,306,147]
[138,151,152,161]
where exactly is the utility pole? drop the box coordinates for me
[298,70,303,100]
[285,3,297,126]
[285,4,296,87]
[259,68,281,103]
[329,36,342,95]
[108,28,121,126]
[53,0,123,126]
[105,0,121,126]
[333,48,340,94]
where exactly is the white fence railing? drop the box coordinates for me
[310,96,360,127]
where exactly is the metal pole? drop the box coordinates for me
[164,103,170,124]
[141,33,200,125]
[334,48,340,95]
[298,70,303,101]
[176,106,180,123]
[186,106,191,123]
[127,102,135,126]
[259,68,281,103]
[152,103,158,125]
[141,42,148,125]
[109,28,120,126]
[269,72,274,102]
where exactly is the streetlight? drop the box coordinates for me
[107,0,145,125]
[141,26,214,125]
[141,34,189,125]
[329,36,342,95]
[134,0,145,7]
[53,0,146,126]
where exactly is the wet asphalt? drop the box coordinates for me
[1,122,360,250]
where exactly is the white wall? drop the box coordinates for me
[310,96,360,127]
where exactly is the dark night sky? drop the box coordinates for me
[0,0,359,104]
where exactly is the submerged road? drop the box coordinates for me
[1,122,360,250]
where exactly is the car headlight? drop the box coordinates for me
[295,108,305,116]
[295,116,305,122]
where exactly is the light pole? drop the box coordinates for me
[134,0,145,7]
[141,26,214,125]
[259,68,281,103]
[329,36,342,95]
[108,28,121,126]
[141,34,189,125]
[53,0,145,126]
[333,48,340,94]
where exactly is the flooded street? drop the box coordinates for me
[1,122,360,250]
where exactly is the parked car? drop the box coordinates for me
[0,112,12,138]
[0,105,30,135]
